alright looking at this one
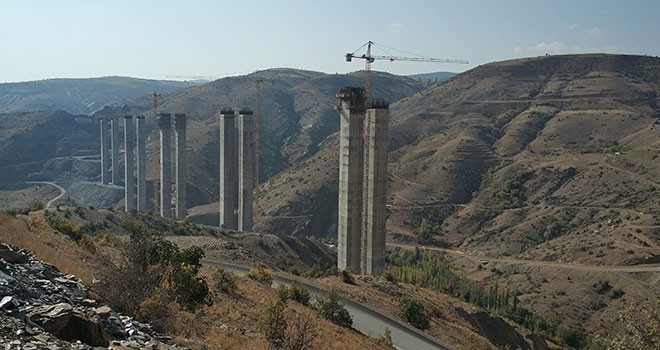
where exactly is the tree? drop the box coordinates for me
[314,290,352,328]
[284,309,320,350]
[288,282,310,306]
[399,296,430,330]
[211,267,238,295]
[259,298,287,349]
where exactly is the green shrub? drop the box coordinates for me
[398,297,430,330]
[258,298,287,349]
[288,282,310,306]
[341,270,354,284]
[97,219,211,314]
[314,290,352,328]
[593,280,613,294]
[44,211,82,241]
[387,248,587,346]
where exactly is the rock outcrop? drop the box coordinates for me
[0,242,182,349]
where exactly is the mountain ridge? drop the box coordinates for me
[0,76,200,115]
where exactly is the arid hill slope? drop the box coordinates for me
[254,54,660,338]
[258,54,660,266]
[126,69,425,208]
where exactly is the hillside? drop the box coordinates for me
[0,69,425,212]
[408,71,457,86]
[255,54,660,336]
[0,209,560,349]
[0,76,198,115]
[0,111,98,184]
[160,69,424,209]
[260,54,660,257]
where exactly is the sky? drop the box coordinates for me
[1,0,659,83]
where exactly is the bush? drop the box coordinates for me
[97,219,211,314]
[302,261,337,278]
[258,298,287,349]
[341,270,354,284]
[610,288,625,299]
[277,285,291,303]
[399,296,430,330]
[4,200,43,216]
[211,268,238,295]
[288,282,310,306]
[165,263,212,311]
[593,294,660,350]
[314,290,352,328]
[79,235,96,254]
[593,280,613,294]
[137,293,178,333]
[44,211,82,241]
[248,266,275,286]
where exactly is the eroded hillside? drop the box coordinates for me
[255,54,660,337]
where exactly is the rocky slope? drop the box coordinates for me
[0,242,181,349]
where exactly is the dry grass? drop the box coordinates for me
[315,274,500,350]
[0,213,387,349]
[0,213,96,282]
[190,269,384,349]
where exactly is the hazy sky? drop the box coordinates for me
[2,0,659,83]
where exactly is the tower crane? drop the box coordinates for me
[345,41,469,104]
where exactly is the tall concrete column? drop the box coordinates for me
[174,113,187,219]
[136,115,147,212]
[110,117,121,185]
[337,87,365,273]
[219,109,237,229]
[362,103,389,275]
[238,110,255,232]
[100,118,111,184]
[158,113,172,218]
[124,115,135,211]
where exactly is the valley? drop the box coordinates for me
[0,53,659,349]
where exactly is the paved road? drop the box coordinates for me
[388,243,660,273]
[26,181,66,208]
[202,259,452,350]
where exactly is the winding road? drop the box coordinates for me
[202,259,452,350]
[26,181,66,208]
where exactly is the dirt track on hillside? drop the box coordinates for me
[388,243,660,272]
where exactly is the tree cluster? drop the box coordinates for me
[387,248,587,348]
[96,219,211,316]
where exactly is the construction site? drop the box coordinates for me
[93,41,468,276]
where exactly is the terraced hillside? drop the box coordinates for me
[255,55,660,335]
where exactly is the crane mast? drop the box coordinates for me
[346,41,468,104]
